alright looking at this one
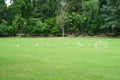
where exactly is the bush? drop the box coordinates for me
[0,25,16,37]
[44,18,60,35]
[0,25,4,36]
[4,26,16,36]
[32,20,49,36]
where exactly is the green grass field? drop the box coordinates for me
[0,37,120,80]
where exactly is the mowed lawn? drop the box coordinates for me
[0,37,120,80]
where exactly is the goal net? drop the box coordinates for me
[94,40,108,49]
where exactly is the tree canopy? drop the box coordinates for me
[0,0,120,37]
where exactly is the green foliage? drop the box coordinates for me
[29,19,49,36]
[4,25,16,36]
[99,0,120,35]
[0,0,7,23]
[12,15,26,34]
[0,20,16,36]
[44,18,60,35]
[66,12,87,34]
[0,26,4,36]
[0,0,120,37]
[56,14,67,36]
[0,20,7,36]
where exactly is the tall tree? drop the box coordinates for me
[0,0,7,23]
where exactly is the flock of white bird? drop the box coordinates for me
[0,38,108,48]
[15,38,83,48]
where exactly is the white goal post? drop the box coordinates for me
[94,40,108,49]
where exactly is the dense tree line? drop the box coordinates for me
[0,0,120,37]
